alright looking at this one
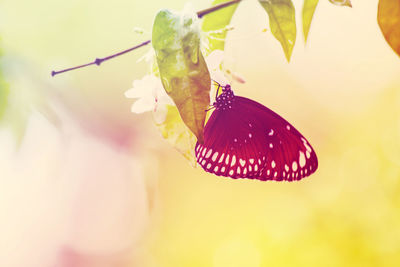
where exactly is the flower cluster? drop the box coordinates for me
[125,48,245,117]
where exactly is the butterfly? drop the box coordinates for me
[195,82,318,181]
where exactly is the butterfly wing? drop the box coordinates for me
[195,95,318,181]
[196,102,269,179]
[236,96,318,181]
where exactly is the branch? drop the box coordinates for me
[51,0,241,77]
[51,40,151,76]
[197,0,241,18]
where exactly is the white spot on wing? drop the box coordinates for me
[302,138,312,153]
[286,125,290,130]
[206,149,212,159]
[243,168,247,175]
[219,153,225,163]
[237,166,241,174]
[249,133,252,138]
[292,161,298,171]
[254,165,258,171]
[306,150,311,159]
[229,170,234,176]
[285,164,289,172]
[214,166,219,172]
[207,163,212,169]
[201,159,206,165]
[269,143,273,148]
[225,154,230,165]
[212,152,219,162]
[202,148,206,157]
[221,167,226,172]
[268,129,274,136]
[231,155,236,166]
[271,161,276,168]
[249,158,254,164]
[299,151,306,167]
[239,159,246,167]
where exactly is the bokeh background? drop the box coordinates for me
[1,0,400,266]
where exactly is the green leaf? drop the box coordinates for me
[155,105,197,165]
[378,0,400,58]
[258,0,296,62]
[328,0,352,7]
[202,0,240,52]
[302,0,319,42]
[152,9,211,143]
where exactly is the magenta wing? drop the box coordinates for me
[195,96,318,181]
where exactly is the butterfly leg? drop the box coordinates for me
[205,106,215,112]
[212,80,221,99]
[215,84,221,99]
[212,79,221,89]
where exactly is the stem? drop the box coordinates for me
[51,40,150,76]
[197,0,241,18]
[51,0,241,77]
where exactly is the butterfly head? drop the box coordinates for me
[213,83,235,111]
[222,84,231,92]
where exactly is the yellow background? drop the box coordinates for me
[0,0,400,266]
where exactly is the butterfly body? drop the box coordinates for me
[195,84,318,181]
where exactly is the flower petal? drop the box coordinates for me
[206,50,224,71]
[125,87,143,99]
[130,98,154,113]
[153,103,169,124]
[210,69,230,85]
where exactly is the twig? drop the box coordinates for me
[51,0,241,77]
[51,40,150,76]
[197,0,241,18]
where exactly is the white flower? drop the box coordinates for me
[136,48,155,65]
[205,50,246,88]
[125,74,173,114]
[206,50,229,85]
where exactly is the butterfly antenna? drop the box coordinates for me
[212,79,220,85]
